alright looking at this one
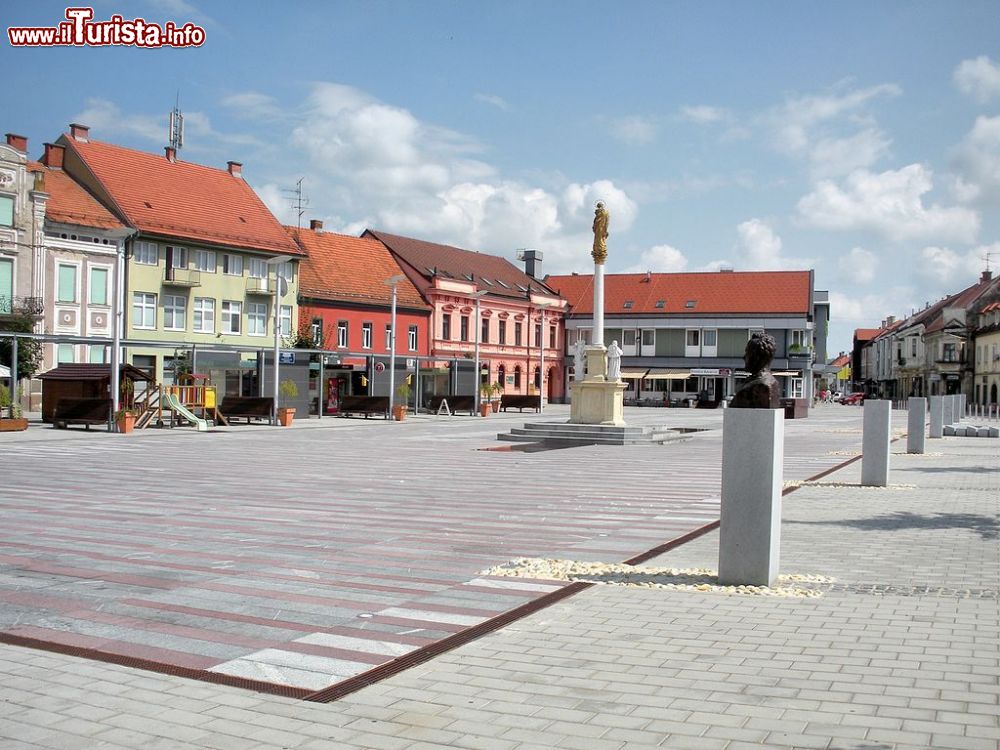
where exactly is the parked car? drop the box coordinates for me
[839,392,865,405]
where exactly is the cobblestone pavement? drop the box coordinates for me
[3,407,995,749]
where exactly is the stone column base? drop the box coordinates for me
[569,379,627,426]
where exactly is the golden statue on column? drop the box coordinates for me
[591,201,609,265]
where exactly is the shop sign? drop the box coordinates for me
[690,368,720,376]
[279,352,295,365]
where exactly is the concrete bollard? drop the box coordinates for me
[907,397,926,454]
[958,394,967,421]
[929,396,944,438]
[719,408,783,587]
[862,399,891,487]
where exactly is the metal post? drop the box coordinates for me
[110,239,123,422]
[539,305,545,413]
[272,288,280,425]
[318,355,325,420]
[388,282,398,416]
[9,334,17,419]
[474,295,481,412]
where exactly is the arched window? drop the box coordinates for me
[497,364,506,388]
[534,366,541,389]
[514,365,521,389]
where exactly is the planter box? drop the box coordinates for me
[277,407,296,427]
[0,418,28,432]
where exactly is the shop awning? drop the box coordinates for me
[643,368,691,380]
[621,368,649,379]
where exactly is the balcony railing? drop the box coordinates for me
[245,277,274,295]
[163,267,201,286]
[0,295,44,317]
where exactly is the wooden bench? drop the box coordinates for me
[218,397,274,424]
[500,394,541,413]
[53,398,112,430]
[339,395,390,418]
[426,395,476,415]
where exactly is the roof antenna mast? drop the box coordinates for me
[168,92,184,151]
[283,177,310,230]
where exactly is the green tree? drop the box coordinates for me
[0,314,43,381]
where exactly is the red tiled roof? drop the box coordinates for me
[923,277,999,334]
[546,270,811,315]
[60,136,302,256]
[364,229,556,300]
[289,227,428,309]
[28,161,122,231]
[854,328,880,342]
[982,301,1000,313]
[830,354,851,368]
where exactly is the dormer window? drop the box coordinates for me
[685,300,696,309]
[655,300,665,309]
[623,300,633,309]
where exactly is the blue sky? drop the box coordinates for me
[5,0,1000,355]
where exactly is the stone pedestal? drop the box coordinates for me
[929,395,944,438]
[907,397,926,454]
[718,408,783,587]
[569,345,626,426]
[942,395,954,427]
[862,399,891,487]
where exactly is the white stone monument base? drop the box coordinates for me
[718,408,784,587]
[907,397,926,454]
[569,379,626,426]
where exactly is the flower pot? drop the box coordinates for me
[491,400,500,413]
[0,418,28,432]
[479,402,492,417]
[115,414,136,434]
[392,405,407,422]
[277,407,296,427]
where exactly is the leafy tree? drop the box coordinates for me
[0,313,43,381]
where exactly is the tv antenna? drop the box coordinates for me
[283,178,310,230]
[984,248,995,274]
[168,93,184,151]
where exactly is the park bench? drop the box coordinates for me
[339,395,390,418]
[52,397,112,430]
[218,397,274,424]
[426,395,476,415]
[500,394,541,413]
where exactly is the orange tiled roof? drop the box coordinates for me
[364,230,557,300]
[290,227,428,309]
[28,161,122,231]
[854,328,881,342]
[61,136,302,256]
[546,270,811,315]
[830,354,851,368]
[923,277,999,334]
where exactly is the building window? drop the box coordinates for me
[702,329,718,357]
[460,315,469,342]
[194,249,216,272]
[337,320,348,348]
[514,365,522,388]
[498,320,506,345]
[166,246,188,269]
[221,301,242,334]
[132,292,156,329]
[791,330,807,349]
[748,327,765,339]
[942,342,957,362]
[549,325,556,349]
[641,329,655,347]
[362,322,373,349]
[0,258,12,307]
[134,241,157,265]
[515,322,523,346]
[277,261,294,281]
[408,325,418,351]
[385,323,392,350]
[481,317,490,344]
[88,345,106,364]
[89,267,108,305]
[163,294,187,331]
[442,314,452,341]
[57,344,75,363]
[248,257,267,279]
[280,305,292,336]
[193,297,215,333]
[0,195,13,226]
[223,254,243,276]
[790,378,804,398]
[311,318,323,347]
[247,302,267,336]
[685,329,701,357]
[534,324,541,348]
[911,338,918,357]
[57,264,77,303]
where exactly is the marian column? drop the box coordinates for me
[592,201,608,348]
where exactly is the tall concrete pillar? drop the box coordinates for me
[929,395,944,438]
[862,399,891,487]
[907,397,926,454]
[719,409,784,587]
[942,395,954,427]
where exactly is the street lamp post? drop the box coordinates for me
[471,290,489,412]
[536,301,551,414]
[266,255,294,425]
[383,274,406,417]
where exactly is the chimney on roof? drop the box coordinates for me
[886,315,895,325]
[517,248,543,278]
[164,146,176,163]
[69,123,89,142]
[227,161,242,178]
[719,267,734,273]
[642,270,652,283]
[5,134,27,152]
[42,143,65,169]
[982,269,993,284]
[309,219,323,232]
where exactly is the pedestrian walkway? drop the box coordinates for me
[2,410,996,749]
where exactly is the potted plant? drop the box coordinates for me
[393,382,411,421]
[0,384,28,432]
[490,381,504,412]
[479,384,493,417]
[114,407,137,434]
[277,379,298,426]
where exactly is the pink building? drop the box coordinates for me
[365,230,567,401]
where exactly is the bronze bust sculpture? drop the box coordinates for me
[730,332,782,409]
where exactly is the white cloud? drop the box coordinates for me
[474,93,508,110]
[951,115,1000,205]
[829,287,917,327]
[796,165,980,244]
[607,115,657,145]
[918,244,995,286]
[767,83,900,177]
[954,56,1000,103]
[838,246,878,285]
[73,98,163,142]
[221,91,283,119]
[734,219,813,270]
[679,105,728,124]
[621,244,689,274]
